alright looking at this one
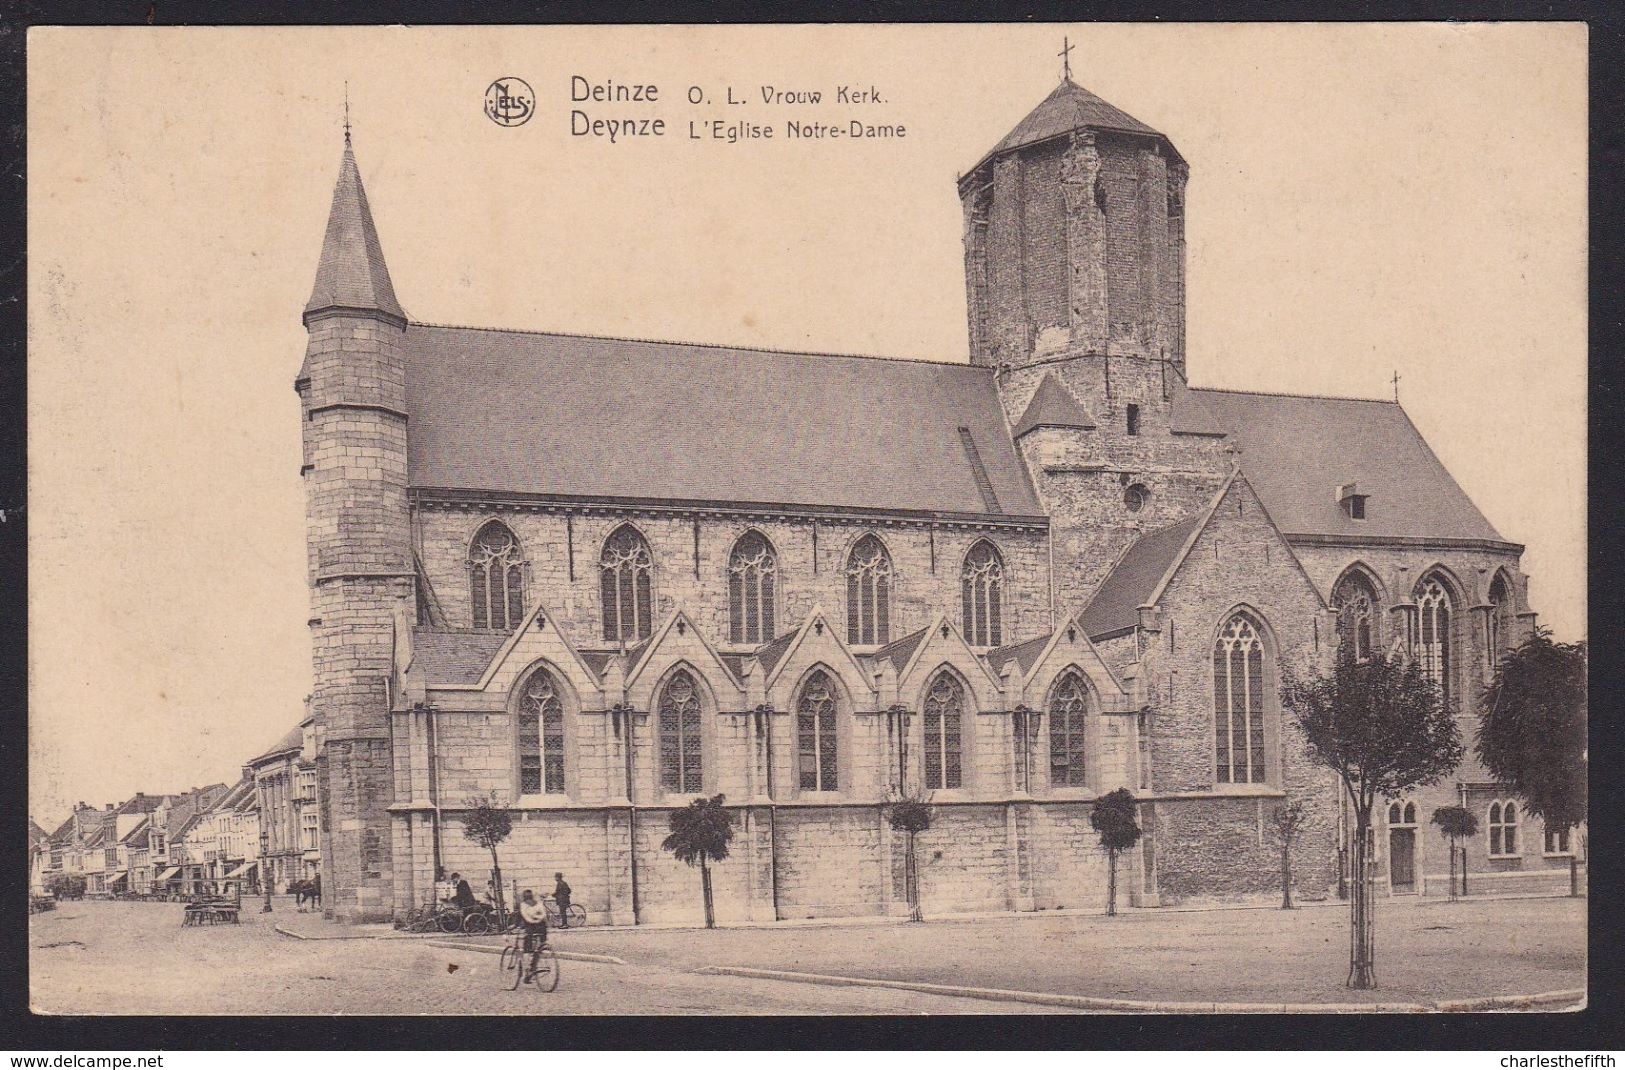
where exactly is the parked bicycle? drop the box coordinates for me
[498,928,559,993]
[542,895,587,927]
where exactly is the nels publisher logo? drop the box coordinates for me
[485,77,534,127]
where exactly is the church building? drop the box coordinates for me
[298,76,1561,924]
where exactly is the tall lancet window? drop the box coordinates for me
[1487,573,1512,672]
[796,670,840,792]
[922,672,965,790]
[1331,570,1380,663]
[658,669,704,794]
[600,525,654,642]
[1049,670,1090,787]
[469,521,525,631]
[1415,576,1453,708]
[727,532,778,644]
[845,534,893,645]
[517,668,566,795]
[1213,611,1268,784]
[960,540,1005,647]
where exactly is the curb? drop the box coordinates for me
[695,966,1579,1014]
[424,940,626,966]
[272,926,309,940]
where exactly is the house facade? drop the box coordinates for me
[294,77,1560,923]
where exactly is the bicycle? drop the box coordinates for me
[498,930,560,993]
[541,895,587,928]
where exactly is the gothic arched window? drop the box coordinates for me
[1213,611,1269,784]
[1415,575,1453,708]
[1487,573,1512,672]
[922,672,965,790]
[657,669,703,794]
[600,525,654,642]
[1489,800,1519,857]
[1331,570,1380,663]
[1048,670,1090,788]
[796,669,840,792]
[469,521,525,631]
[960,541,1004,648]
[845,534,893,645]
[517,668,566,795]
[728,532,778,644]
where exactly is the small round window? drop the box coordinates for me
[1124,483,1149,513]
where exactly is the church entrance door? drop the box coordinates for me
[1389,828,1416,892]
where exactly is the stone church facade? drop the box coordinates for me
[299,77,1565,924]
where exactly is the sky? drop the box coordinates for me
[27,23,1586,825]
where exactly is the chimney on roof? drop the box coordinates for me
[106,803,114,810]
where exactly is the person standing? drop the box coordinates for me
[552,872,573,928]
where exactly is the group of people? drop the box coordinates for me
[441,870,573,953]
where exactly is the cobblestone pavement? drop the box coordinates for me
[31,895,1584,1014]
[28,902,1037,1015]
[500,894,1586,1008]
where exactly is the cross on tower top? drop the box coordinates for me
[343,82,351,144]
[1392,369,1402,402]
[1058,36,1075,82]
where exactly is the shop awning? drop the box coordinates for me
[222,861,257,879]
[106,871,128,885]
[155,867,180,882]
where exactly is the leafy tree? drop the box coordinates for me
[45,872,85,900]
[661,794,735,928]
[1477,630,1587,896]
[1430,805,1479,901]
[884,791,935,922]
[461,794,514,921]
[1090,788,1142,917]
[1270,802,1307,909]
[1283,648,1462,988]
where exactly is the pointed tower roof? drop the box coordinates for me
[304,139,406,326]
[1011,373,1096,438]
[966,78,1177,180]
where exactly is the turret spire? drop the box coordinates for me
[304,136,406,327]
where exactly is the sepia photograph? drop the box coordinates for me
[24,22,1587,1018]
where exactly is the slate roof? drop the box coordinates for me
[968,79,1171,177]
[248,722,306,766]
[753,630,799,677]
[117,794,166,816]
[1012,374,1096,438]
[985,633,1054,678]
[870,626,931,675]
[1168,376,1227,437]
[119,817,150,846]
[411,628,509,686]
[401,326,1043,519]
[304,142,406,323]
[1190,389,1507,543]
[165,785,229,840]
[1080,516,1202,640]
[29,819,49,847]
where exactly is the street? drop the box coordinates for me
[30,895,1585,1014]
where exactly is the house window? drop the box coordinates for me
[727,532,778,644]
[1416,576,1453,708]
[1487,573,1512,672]
[796,670,839,792]
[1213,611,1269,784]
[1387,800,1417,826]
[600,525,654,642]
[960,540,1004,647]
[1342,495,1368,520]
[1048,670,1090,787]
[658,669,704,794]
[845,534,893,645]
[1544,824,1572,856]
[301,810,320,852]
[1123,483,1149,513]
[1126,404,1141,436]
[1488,801,1519,857]
[469,521,525,631]
[517,668,567,795]
[1332,570,1380,663]
[922,672,965,790]
[297,770,317,802]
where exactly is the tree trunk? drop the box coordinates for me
[1106,848,1118,917]
[1447,838,1458,902]
[700,855,715,929]
[489,847,506,925]
[1570,853,1579,897]
[905,832,922,923]
[1281,838,1294,909]
[1347,810,1376,989]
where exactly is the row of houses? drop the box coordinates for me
[31,716,326,899]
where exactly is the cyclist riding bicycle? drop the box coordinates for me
[517,889,549,955]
